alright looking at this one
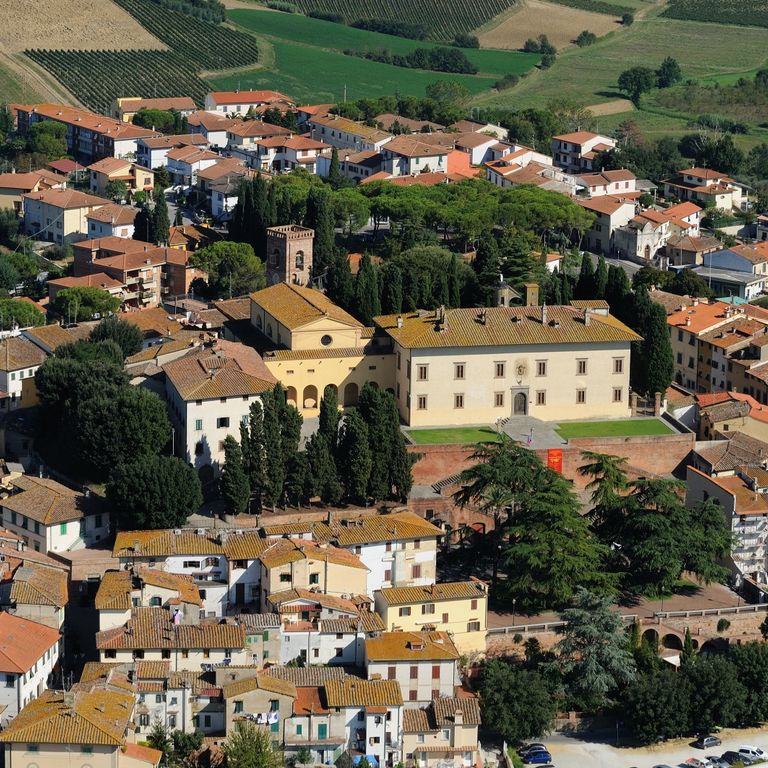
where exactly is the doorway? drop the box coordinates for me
[513,392,527,415]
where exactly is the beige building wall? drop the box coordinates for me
[3,743,118,768]
[367,658,457,704]
[13,603,64,630]
[263,559,367,598]
[265,352,395,414]
[374,592,487,653]
[24,199,104,243]
[394,341,632,427]
[224,688,294,737]
[101,646,248,670]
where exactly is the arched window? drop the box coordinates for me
[295,250,304,270]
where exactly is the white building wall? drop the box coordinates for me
[0,639,59,725]
[366,659,457,705]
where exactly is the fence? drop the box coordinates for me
[487,614,638,636]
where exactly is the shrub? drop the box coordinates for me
[308,8,342,20]
[622,12,634,25]
[351,18,428,39]
[717,618,731,633]
[575,30,597,47]
[269,0,298,10]
[540,53,556,69]
[494,73,520,90]
[453,32,480,48]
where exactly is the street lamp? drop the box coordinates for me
[511,597,517,627]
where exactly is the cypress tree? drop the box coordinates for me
[473,233,501,306]
[383,391,413,500]
[545,268,562,305]
[499,232,532,291]
[433,269,450,308]
[448,253,461,307]
[643,301,674,396]
[261,390,285,510]
[318,384,341,454]
[326,249,354,310]
[681,627,695,666]
[594,255,609,299]
[575,255,596,298]
[355,253,381,325]
[285,451,310,507]
[220,435,251,515]
[266,182,278,229]
[559,269,573,304]
[328,147,343,190]
[152,190,170,246]
[358,383,390,500]
[273,383,302,474]
[274,184,293,225]
[243,399,267,511]
[606,265,632,321]
[380,262,404,314]
[337,410,372,503]
[306,433,341,504]
[252,175,270,253]
[306,186,335,276]
[133,204,155,244]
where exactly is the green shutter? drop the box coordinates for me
[59,522,67,534]
[318,724,327,739]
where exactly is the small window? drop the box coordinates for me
[412,564,421,578]
[494,361,505,378]
[195,419,203,431]
[410,666,418,680]
[387,666,396,680]
[422,603,435,615]
[577,359,587,375]
[576,389,586,404]
[454,393,464,409]
[399,607,411,617]
[613,387,623,403]
[467,621,481,632]
[280,573,291,582]
[234,701,244,713]
[417,364,429,381]
[309,572,319,585]
[417,395,427,410]
[59,522,67,535]
[471,599,478,610]
[613,358,624,374]
[321,334,333,346]
[454,363,465,380]
[494,392,504,408]
[217,417,230,429]
[536,391,546,406]
[536,360,547,377]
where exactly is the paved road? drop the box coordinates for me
[537,728,768,768]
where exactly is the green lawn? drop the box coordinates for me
[478,15,768,110]
[556,418,674,439]
[0,58,42,104]
[228,9,539,77]
[208,38,498,103]
[407,427,501,444]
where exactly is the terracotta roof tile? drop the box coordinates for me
[3,475,100,525]
[10,563,68,607]
[221,673,296,699]
[377,580,486,606]
[0,612,60,672]
[260,539,367,571]
[0,336,47,371]
[86,203,138,225]
[113,528,224,558]
[324,678,402,708]
[23,187,109,209]
[375,306,640,349]
[121,742,163,765]
[365,631,459,662]
[135,660,171,679]
[265,666,353,687]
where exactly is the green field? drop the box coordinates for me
[407,427,501,444]
[228,10,538,76]
[556,419,674,439]
[662,0,768,29]
[209,38,501,103]
[0,59,42,105]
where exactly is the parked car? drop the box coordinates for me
[739,746,766,761]
[720,751,753,766]
[651,764,675,768]
[518,744,547,757]
[706,758,730,768]
[685,758,713,768]
[693,736,722,750]
[521,751,553,765]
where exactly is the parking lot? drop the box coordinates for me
[534,729,768,768]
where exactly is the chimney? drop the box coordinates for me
[685,316,692,327]
[693,297,699,306]
[541,304,547,325]
[454,708,463,726]
[584,309,591,326]
[396,315,403,329]
[524,282,539,307]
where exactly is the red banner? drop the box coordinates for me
[547,448,563,473]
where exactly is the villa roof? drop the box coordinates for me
[365,631,459,662]
[250,282,362,330]
[377,580,486,606]
[0,612,60,673]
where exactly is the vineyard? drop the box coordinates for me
[23,0,258,114]
[288,0,518,40]
[545,0,633,15]
[662,0,768,28]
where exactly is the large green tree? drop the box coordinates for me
[337,410,372,503]
[153,190,170,245]
[190,241,266,299]
[623,668,692,744]
[224,721,284,768]
[107,455,203,529]
[0,298,44,328]
[89,316,143,358]
[618,67,656,104]
[480,659,556,742]
[52,286,120,322]
[552,588,637,710]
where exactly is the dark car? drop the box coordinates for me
[521,752,553,765]
[518,745,547,758]
[720,752,755,766]
[693,736,722,749]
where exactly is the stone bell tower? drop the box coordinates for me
[265,225,314,286]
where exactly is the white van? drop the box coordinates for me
[739,746,767,761]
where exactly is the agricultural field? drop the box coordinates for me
[23,0,258,113]
[0,59,42,105]
[476,0,622,50]
[662,0,768,28]
[0,0,164,54]
[228,9,539,76]
[543,0,634,15]
[208,39,498,103]
[286,0,517,41]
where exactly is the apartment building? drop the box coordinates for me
[695,391,768,441]
[402,697,481,768]
[577,195,636,256]
[163,339,277,477]
[309,114,393,152]
[575,169,637,198]
[88,158,154,198]
[22,187,109,244]
[380,136,449,177]
[663,167,747,211]
[113,96,197,123]
[225,120,293,151]
[14,103,160,162]
[365,632,459,705]
[0,612,60,724]
[550,131,616,173]
[0,336,47,411]
[1,475,109,553]
[136,133,209,170]
[205,90,293,115]
[666,299,768,392]
[165,146,222,187]
[687,465,768,584]
[95,606,247,670]
[234,136,330,174]
[0,169,66,213]
[375,304,638,427]
[374,580,488,653]
[221,672,296,739]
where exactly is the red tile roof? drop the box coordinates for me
[0,613,59,673]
